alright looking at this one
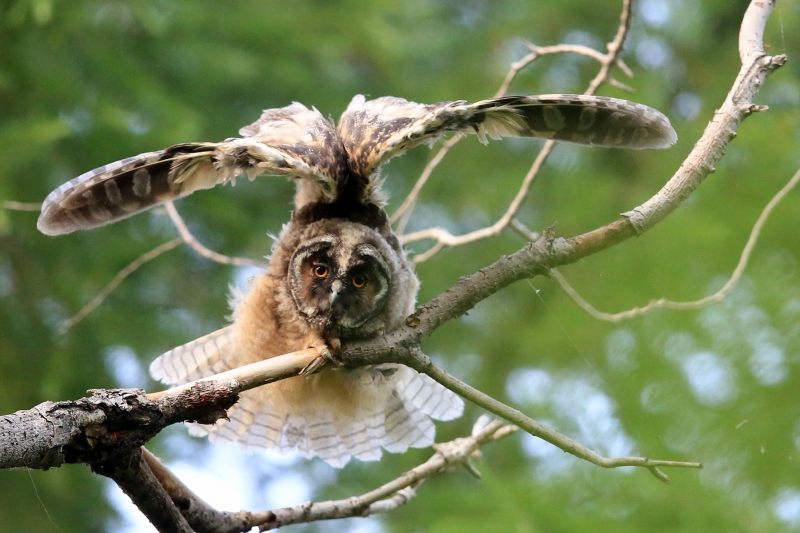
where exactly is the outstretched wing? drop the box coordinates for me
[337,93,677,178]
[38,103,349,236]
[149,326,236,385]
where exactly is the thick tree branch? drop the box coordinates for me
[142,448,255,533]
[0,385,238,470]
[623,3,783,232]
[94,448,193,533]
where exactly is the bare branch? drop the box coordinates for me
[0,386,239,470]
[1,200,42,211]
[417,355,701,484]
[391,136,460,229]
[136,420,515,532]
[622,3,784,233]
[510,218,540,241]
[401,141,555,250]
[59,238,184,334]
[399,0,635,262]
[146,348,319,402]
[143,448,255,533]
[550,165,800,322]
[251,419,516,530]
[165,202,269,270]
[94,448,193,533]
[60,202,269,334]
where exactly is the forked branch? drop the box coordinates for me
[139,419,516,532]
[398,0,634,262]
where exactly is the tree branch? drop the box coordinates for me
[60,238,184,333]
[94,448,193,533]
[164,202,269,270]
[138,419,516,533]
[552,164,800,321]
[1,201,42,211]
[399,0,634,262]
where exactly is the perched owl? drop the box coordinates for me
[37,94,676,466]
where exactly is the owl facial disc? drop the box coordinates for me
[288,232,392,335]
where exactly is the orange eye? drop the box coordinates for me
[352,274,367,288]
[313,265,329,279]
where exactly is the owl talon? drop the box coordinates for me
[300,341,342,376]
[300,354,328,376]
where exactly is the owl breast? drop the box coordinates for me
[178,214,460,468]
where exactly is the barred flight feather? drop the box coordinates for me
[40,93,675,236]
[150,334,464,467]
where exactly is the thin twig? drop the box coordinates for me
[165,202,269,270]
[418,355,701,483]
[401,141,556,249]
[549,165,800,322]
[391,39,625,231]
[252,419,516,530]
[392,136,461,229]
[510,218,540,241]
[1,201,42,211]
[399,0,635,262]
[391,3,633,234]
[59,238,184,334]
[59,202,267,334]
[140,420,515,532]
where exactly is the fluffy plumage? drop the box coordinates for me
[38,92,676,466]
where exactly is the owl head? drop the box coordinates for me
[286,220,418,340]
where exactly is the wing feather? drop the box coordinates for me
[337,93,677,179]
[149,326,235,385]
[39,103,349,236]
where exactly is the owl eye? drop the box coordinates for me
[312,264,329,279]
[352,274,367,288]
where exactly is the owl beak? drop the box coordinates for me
[329,279,344,305]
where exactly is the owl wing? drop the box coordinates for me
[337,93,677,178]
[38,103,349,236]
[149,326,236,385]
[182,364,465,468]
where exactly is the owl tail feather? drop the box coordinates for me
[187,365,464,468]
[149,326,237,384]
[151,329,465,467]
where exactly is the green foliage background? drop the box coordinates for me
[2,0,800,531]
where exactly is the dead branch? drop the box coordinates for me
[60,238,184,333]
[165,202,269,270]
[555,158,797,319]
[517,164,799,322]
[138,419,516,533]
[94,448,194,533]
[59,202,269,334]
[398,0,634,262]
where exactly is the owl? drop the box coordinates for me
[37,93,676,466]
